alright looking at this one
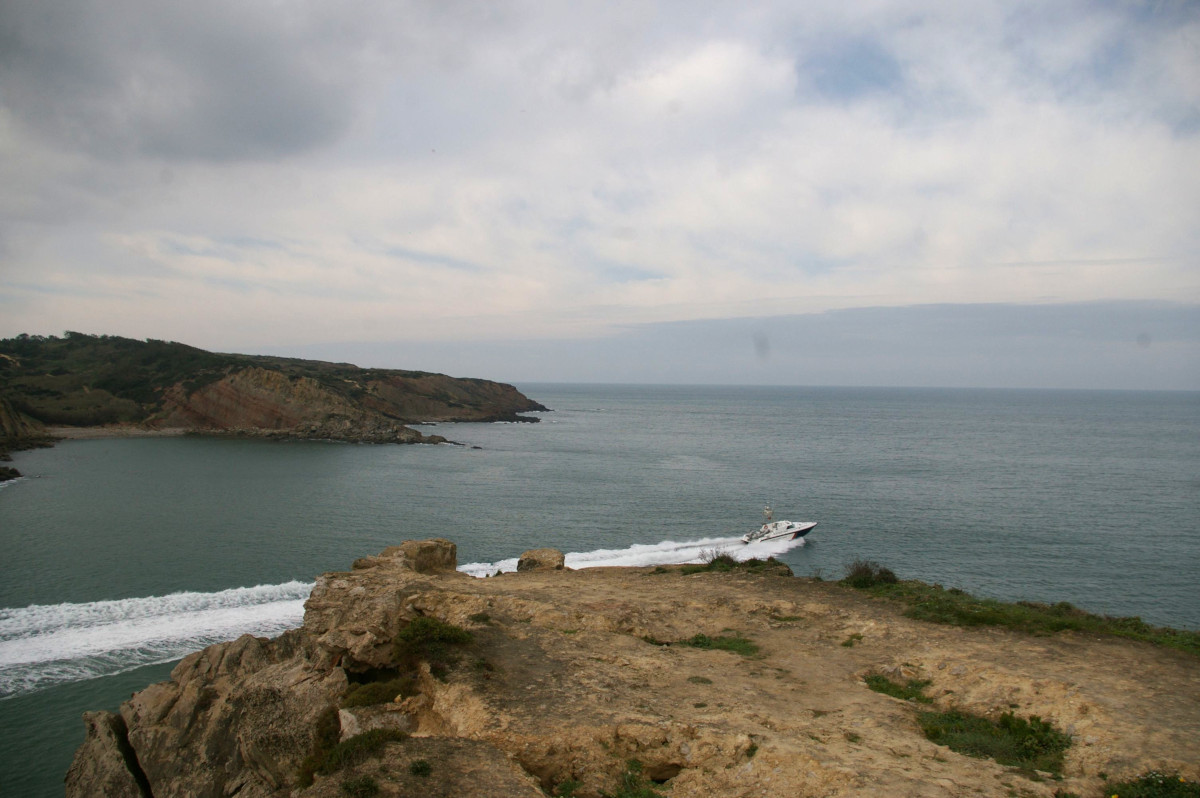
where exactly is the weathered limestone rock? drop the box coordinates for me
[517,548,566,572]
[388,538,458,573]
[98,632,346,798]
[67,541,1200,798]
[64,712,147,798]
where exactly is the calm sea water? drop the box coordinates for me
[2,384,1197,795]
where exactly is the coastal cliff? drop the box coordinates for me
[0,395,51,480]
[66,541,1200,798]
[0,333,546,444]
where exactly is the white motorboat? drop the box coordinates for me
[741,506,817,544]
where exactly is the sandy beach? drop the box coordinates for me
[44,426,191,440]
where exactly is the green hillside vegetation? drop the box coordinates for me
[840,560,1200,656]
[0,332,488,428]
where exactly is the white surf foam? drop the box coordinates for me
[458,534,806,578]
[0,581,312,699]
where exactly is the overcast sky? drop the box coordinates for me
[1,1,1197,389]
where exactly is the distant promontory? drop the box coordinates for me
[0,333,547,467]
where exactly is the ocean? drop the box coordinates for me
[1,384,1197,795]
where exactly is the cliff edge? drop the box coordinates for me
[67,541,1200,798]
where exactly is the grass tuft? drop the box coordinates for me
[555,777,582,797]
[299,727,408,786]
[392,616,474,678]
[680,554,790,576]
[340,774,380,797]
[841,560,898,589]
[917,710,1071,774]
[607,759,667,798]
[681,633,759,657]
[342,676,417,708]
[319,729,409,775]
[1104,770,1200,798]
[409,759,432,777]
[864,673,933,703]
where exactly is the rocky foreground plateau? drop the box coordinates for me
[67,541,1199,797]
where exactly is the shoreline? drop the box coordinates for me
[43,425,191,440]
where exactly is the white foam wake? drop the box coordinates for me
[458,534,806,578]
[0,582,312,699]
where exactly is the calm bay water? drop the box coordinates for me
[1,384,1197,795]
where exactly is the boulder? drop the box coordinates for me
[517,548,566,572]
[383,539,458,573]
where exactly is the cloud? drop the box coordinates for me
[0,0,1197,389]
[0,1,372,161]
[269,301,1200,391]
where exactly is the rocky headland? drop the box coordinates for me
[0,334,547,455]
[67,540,1200,798]
[0,395,54,480]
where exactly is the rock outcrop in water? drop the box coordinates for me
[66,540,1200,798]
[0,333,546,445]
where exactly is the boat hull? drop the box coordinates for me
[741,520,818,544]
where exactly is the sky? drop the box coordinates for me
[1,0,1198,389]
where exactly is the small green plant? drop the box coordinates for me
[864,673,933,703]
[918,710,1071,774]
[607,759,667,798]
[300,728,408,785]
[693,702,707,708]
[342,676,417,708]
[323,729,409,773]
[340,774,380,797]
[842,633,864,647]
[680,554,789,576]
[1104,770,1200,798]
[297,706,343,787]
[842,560,898,588]
[745,743,758,758]
[555,777,582,797]
[468,612,491,623]
[687,675,713,684]
[393,616,474,678]
[681,633,759,657]
[409,759,432,777]
[844,731,862,744]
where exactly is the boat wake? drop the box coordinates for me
[458,533,807,577]
[0,582,312,700]
[1,535,806,698]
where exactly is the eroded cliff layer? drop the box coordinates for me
[67,541,1200,798]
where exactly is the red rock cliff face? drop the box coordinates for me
[151,366,543,442]
[156,368,369,431]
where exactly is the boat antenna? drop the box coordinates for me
[763,505,773,523]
